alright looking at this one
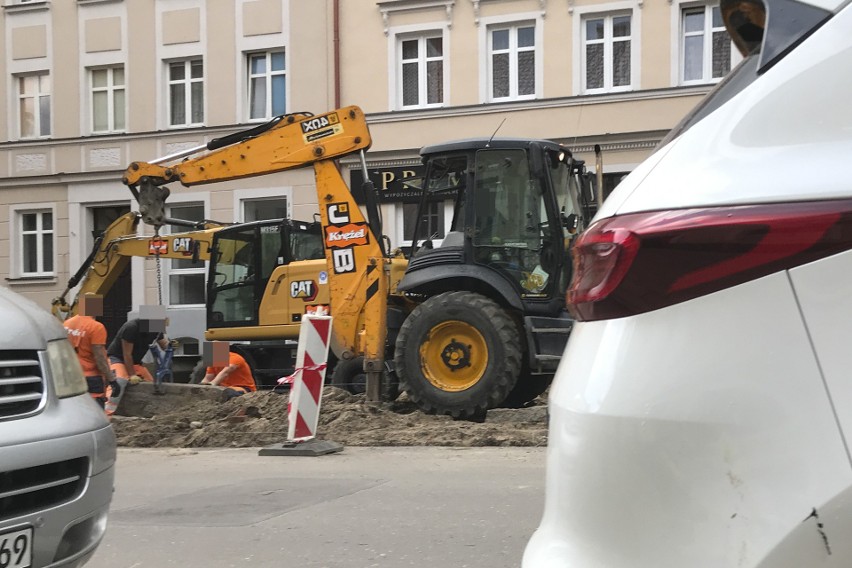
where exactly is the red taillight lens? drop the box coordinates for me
[568,200,852,322]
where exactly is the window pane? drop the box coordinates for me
[113,67,124,86]
[613,16,631,37]
[250,55,266,74]
[492,29,509,51]
[170,84,186,125]
[170,62,185,81]
[39,95,50,136]
[19,76,34,95]
[518,51,535,95]
[92,69,107,88]
[402,39,418,60]
[586,19,604,41]
[93,92,107,130]
[170,273,205,304]
[402,62,419,106]
[613,40,631,86]
[191,59,203,79]
[685,10,704,33]
[492,53,509,98]
[22,213,36,231]
[250,77,266,119]
[426,37,442,57]
[586,44,604,89]
[23,234,37,273]
[684,36,703,81]
[712,31,732,77]
[39,74,50,92]
[712,6,724,27]
[427,60,443,104]
[42,212,52,230]
[191,82,204,123]
[114,89,126,130]
[19,98,34,138]
[271,51,285,71]
[517,26,535,48]
[244,198,287,222]
[271,75,286,116]
[42,233,53,272]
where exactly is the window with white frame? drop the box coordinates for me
[167,203,205,305]
[397,200,454,251]
[17,73,50,139]
[243,197,288,222]
[17,209,54,276]
[488,23,536,101]
[168,59,204,127]
[681,4,732,83]
[398,33,444,108]
[248,51,286,120]
[90,65,125,133]
[582,13,633,92]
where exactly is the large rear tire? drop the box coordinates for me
[394,291,521,419]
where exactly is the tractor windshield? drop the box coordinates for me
[209,227,257,326]
[473,148,553,296]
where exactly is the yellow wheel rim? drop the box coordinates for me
[419,320,488,392]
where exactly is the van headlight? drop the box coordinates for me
[46,339,88,398]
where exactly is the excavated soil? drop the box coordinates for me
[110,387,549,448]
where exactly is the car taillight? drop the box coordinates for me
[568,200,852,321]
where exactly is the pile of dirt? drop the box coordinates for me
[110,387,549,448]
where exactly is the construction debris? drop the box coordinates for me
[110,386,549,448]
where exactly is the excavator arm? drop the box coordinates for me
[51,211,222,319]
[123,106,372,228]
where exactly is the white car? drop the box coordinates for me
[523,0,852,566]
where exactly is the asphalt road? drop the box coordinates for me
[86,446,547,568]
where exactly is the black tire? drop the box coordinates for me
[500,373,553,408]
[394,291,521,419]
[189,359,206,384]
[331,356,366,394]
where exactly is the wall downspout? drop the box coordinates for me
[333,0,341,108]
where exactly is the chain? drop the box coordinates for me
[154,226,163,305]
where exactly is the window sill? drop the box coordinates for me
[6,275,58,285]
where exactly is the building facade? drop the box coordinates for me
[0,0,734,368]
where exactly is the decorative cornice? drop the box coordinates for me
[377,0,455,35]
[472,0,546,25]
[3,0,49,14]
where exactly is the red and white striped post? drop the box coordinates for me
[286,314,331,441]
[259,314,342,456]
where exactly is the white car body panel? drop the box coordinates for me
[789,249,852,446]
[523,272,852,567]
[596,6,852,219]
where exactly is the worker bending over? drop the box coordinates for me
[105,317,169,415]
[201,349,257,399]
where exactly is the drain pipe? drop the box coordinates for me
[333,0,341,108]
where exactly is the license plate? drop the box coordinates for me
[0,527,32,568]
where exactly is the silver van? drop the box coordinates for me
[0,286,115,568]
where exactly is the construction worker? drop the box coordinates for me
[201,349,257,399]
[105,317,170,415]
[63,295,112,409]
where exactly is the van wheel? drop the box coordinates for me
[395,292,521,419]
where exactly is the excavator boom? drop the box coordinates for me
[123,106,372,228]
